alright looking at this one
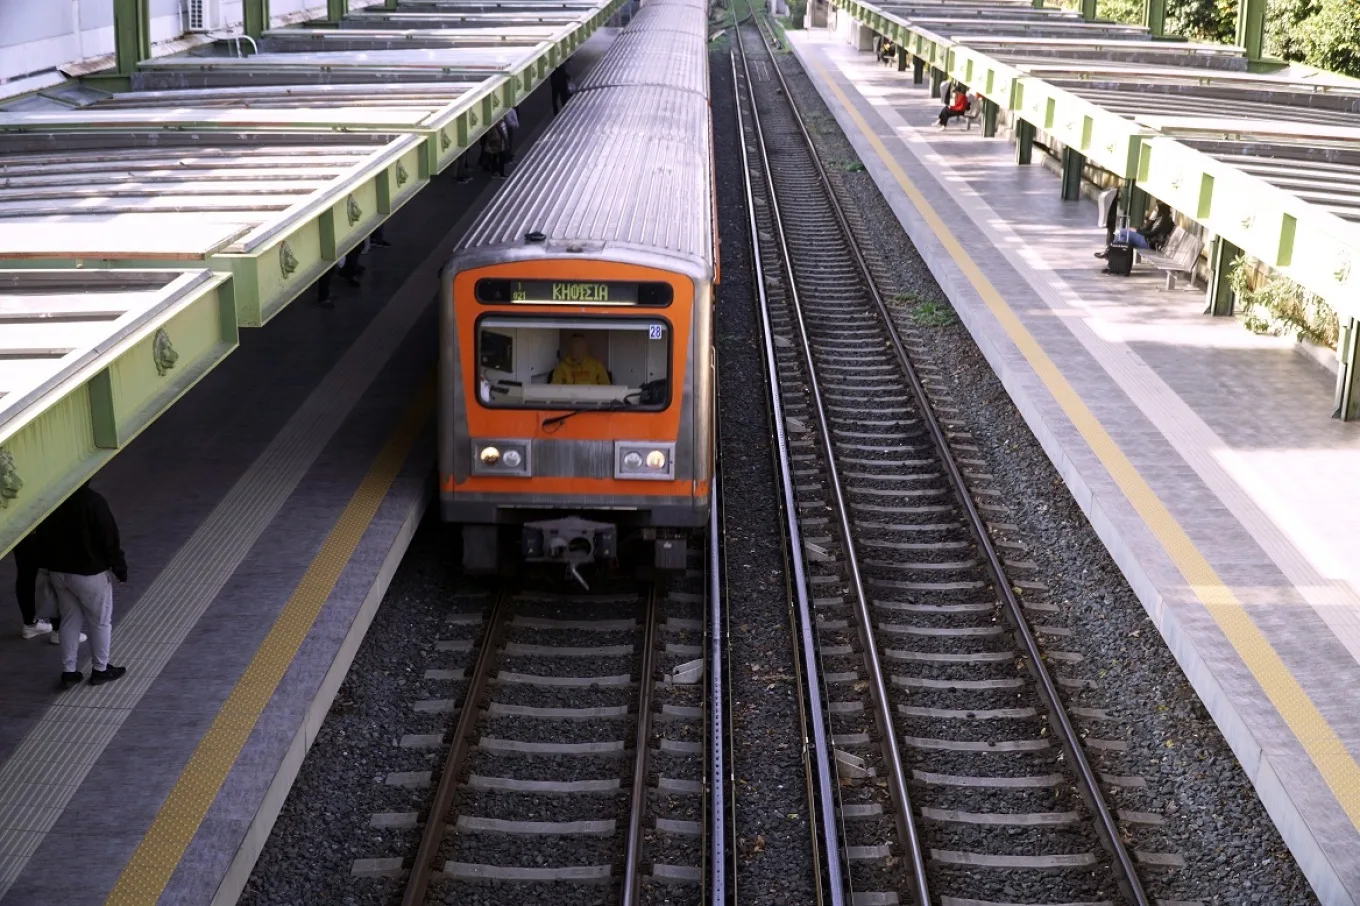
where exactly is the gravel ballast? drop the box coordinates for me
[769,30,1320,906]
[710,39,821,906]
[241,518,487,906]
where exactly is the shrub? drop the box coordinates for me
[1228,256,1340,348]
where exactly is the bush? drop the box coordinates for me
[1099,0,1145,24]
[1297,0,1360,75]
[1229,256,1340,348]
[1265,0,1320,60]
[1166,0,1237,42]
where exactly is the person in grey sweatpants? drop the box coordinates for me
[35,483,128,690]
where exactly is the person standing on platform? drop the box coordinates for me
[484,120,510,180]
[39,483,128,690]
[15,533,56,640]
[504,106,520,155]
[14,534,85,646]
[550,64,573,115]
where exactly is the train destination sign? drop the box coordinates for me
[476,278,673,306]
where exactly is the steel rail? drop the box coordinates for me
[621,588,661,906]
[401,591,510,906]
[747,13,1152,905]
[729,16,848,906]
[734,12,931,906]
[708,397,732,905]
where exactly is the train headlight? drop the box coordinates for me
[615,442,676,480]
[472,441,531,476]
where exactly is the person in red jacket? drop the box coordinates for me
[937,87,970,129]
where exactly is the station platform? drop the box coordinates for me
[787,27,1360,906]
[0,36,612,902]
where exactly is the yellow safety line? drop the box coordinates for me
[107,375,434,906]
[807,54,1360,827]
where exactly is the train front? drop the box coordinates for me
[440,246,712,585]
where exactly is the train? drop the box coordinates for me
[438,0,716,586]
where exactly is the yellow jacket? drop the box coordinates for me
[550,355,609,385]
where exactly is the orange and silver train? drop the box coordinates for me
[439,0,715,583]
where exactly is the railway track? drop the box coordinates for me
[731,10,1157,906]
[383,508,727,906]
[385,568,714,906]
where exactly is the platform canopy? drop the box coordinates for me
[0,0,628,557]
[832,0,1360,332]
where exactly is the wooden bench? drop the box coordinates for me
[1136,225,1204,289]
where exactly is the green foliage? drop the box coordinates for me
[1228,256,1340,348]
[910,300,957,327]
[1265,0,1320,59]
[1166,0,1237,42]
[889,292,956,327]
[1296,0,1360,75]
[1099,0,1145,24]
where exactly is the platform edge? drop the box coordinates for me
[207,468,434,906]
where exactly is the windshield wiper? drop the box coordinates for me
[541,395,638,432]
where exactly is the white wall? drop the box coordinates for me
[0,0,335,93]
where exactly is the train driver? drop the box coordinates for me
[550,333,610,385]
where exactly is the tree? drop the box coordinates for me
[1297,0,1360,75]
[1265,0,1320,59]
[1166,0,1237,41]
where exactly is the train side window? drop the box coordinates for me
[475,316,671,411]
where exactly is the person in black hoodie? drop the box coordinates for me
[38,483,128,690]
[550,64,572,115]
[1096,202,1176,258]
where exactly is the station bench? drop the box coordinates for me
[1136,225,1204,290]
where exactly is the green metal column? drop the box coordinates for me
[113,0,151,77]
[930,67,944,98]
[1237,0,1266,61]
[897,46,908,72]
[913,56,925,85]
[1015,119,1035,165]
[327,0,347,23]
[1061,147,1085,201]
[982,98,998,138]
[244,0,269,39]
[1335,319,1360,421]
[1123,182,1148,231]
[1144,0,1166,35]
[1336,320,1360,420]
[1204,236,1241,316]
[1081,0,1097,19]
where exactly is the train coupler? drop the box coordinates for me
[522,516,618,589]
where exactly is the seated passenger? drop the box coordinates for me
[550,334,609,385]
[937,88,970,129]
[1096,202,1176,256]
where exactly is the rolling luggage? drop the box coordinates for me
[1104,242,1134,276]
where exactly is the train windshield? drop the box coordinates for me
[475,317,671,410]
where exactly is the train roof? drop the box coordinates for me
[626,1,713,31]
[453,82,713,278]
[576,29,710,97]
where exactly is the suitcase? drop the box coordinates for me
[1104,242,1134,276]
